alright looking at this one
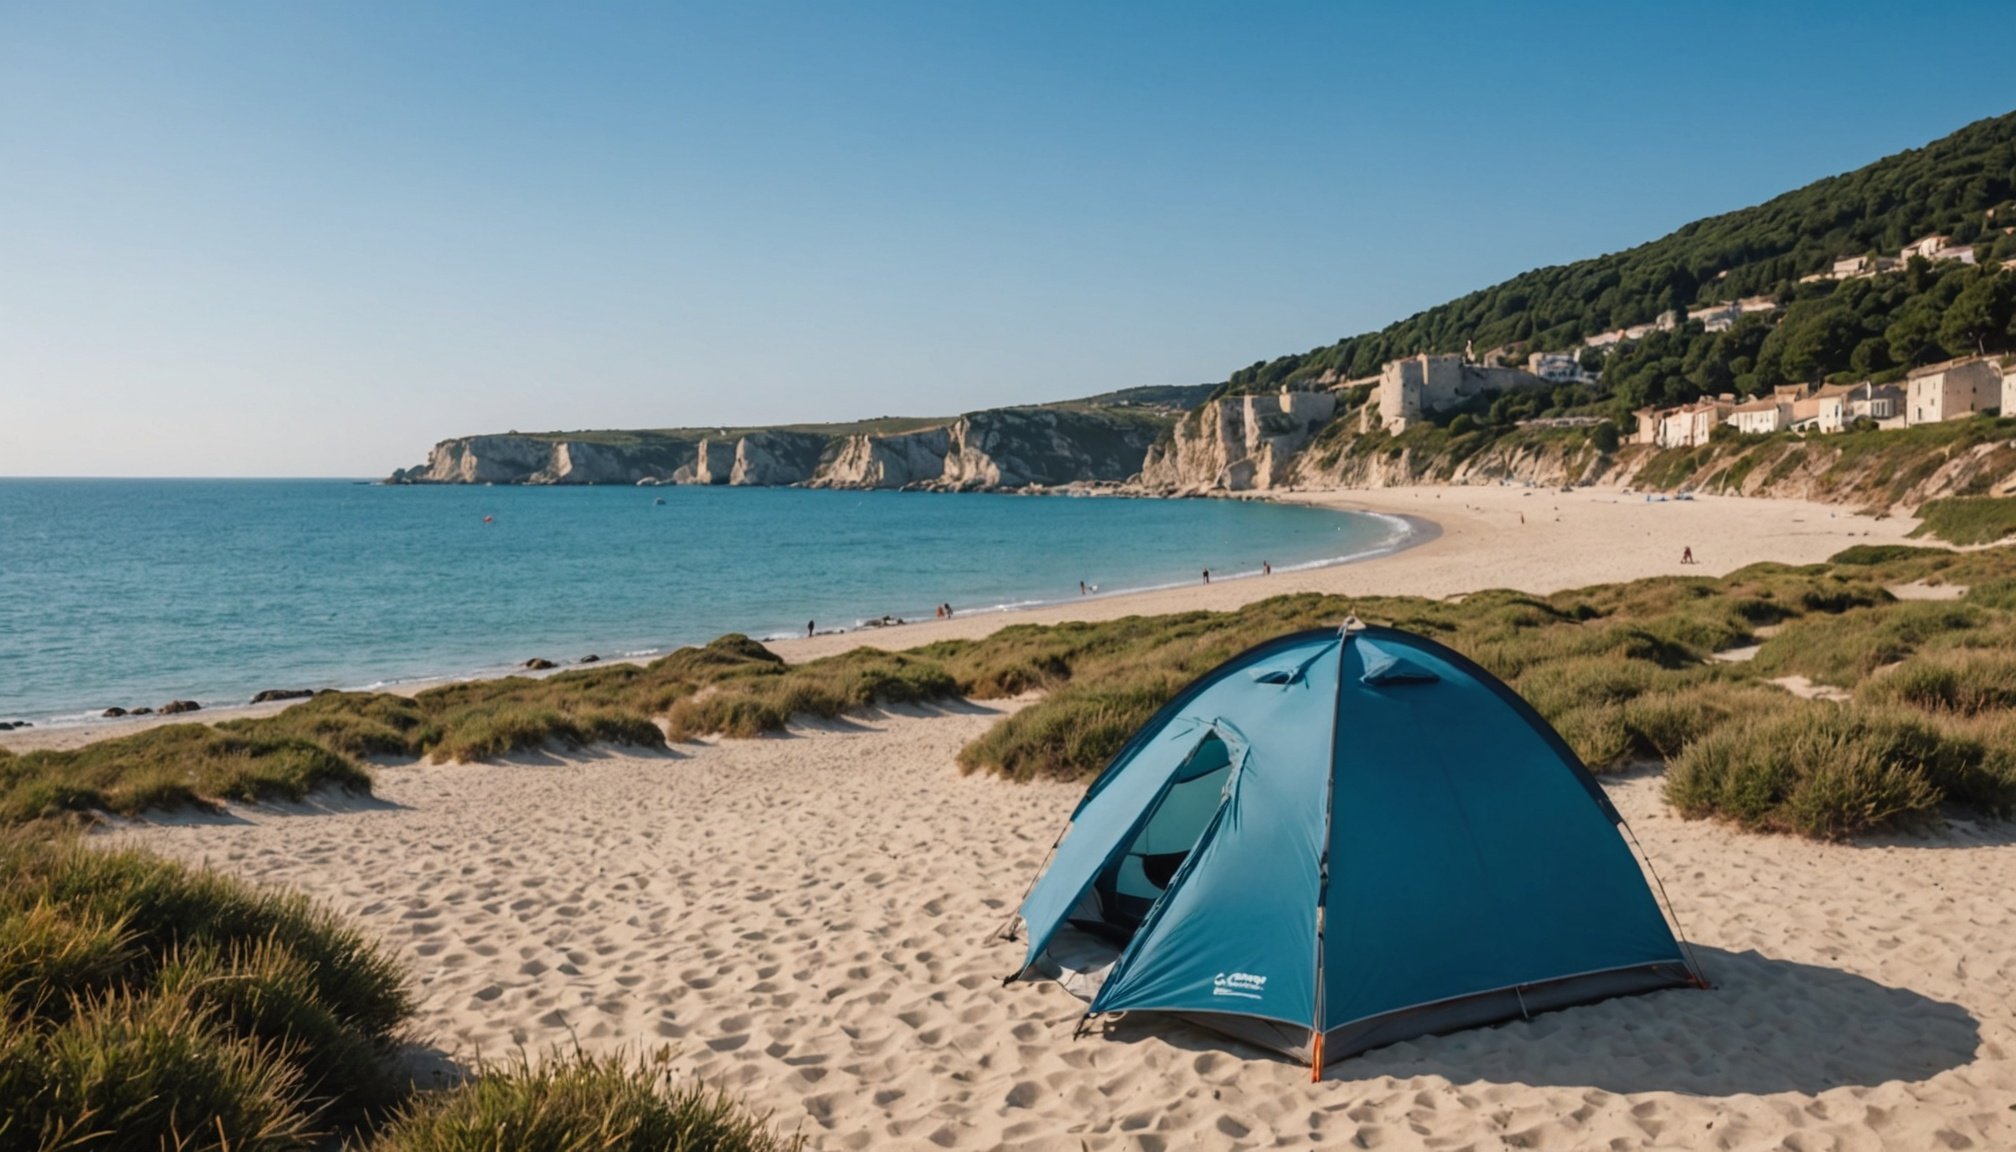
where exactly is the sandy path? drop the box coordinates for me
[771,486,1918,662]
[113,704,2016,1151]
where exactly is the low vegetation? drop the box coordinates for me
[369,1049,803,1152]
[0,835,412,1147]
[0,725,371,825]
[16,538,2016,841]
[1911,495,2016,545]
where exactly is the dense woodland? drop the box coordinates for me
[1220,111,2016,419]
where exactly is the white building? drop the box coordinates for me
[1727,395,1791,435]
[1652,399,1731,448]
[1526,352,1593,384]
[1907,357,2001,425]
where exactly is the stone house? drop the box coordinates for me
[1904,234,1952,261]
[1907,358,2001,425]
[1375,353,1549,433]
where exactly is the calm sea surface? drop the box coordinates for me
[0,480,1409,723]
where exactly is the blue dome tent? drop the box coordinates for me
[1003,621,1704,1071]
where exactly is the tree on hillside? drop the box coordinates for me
[1939,268,2016,357]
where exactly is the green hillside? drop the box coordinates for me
[1224,110,2016,417]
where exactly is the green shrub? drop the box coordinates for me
[369,1049,803,1152]
[1910,496,2016,545]
[1859,649,2016,715]
[1618,682,1797,763]
[1667,706,2012,838]
[1751,601,1981,686]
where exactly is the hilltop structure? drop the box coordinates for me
[1374,353,1551,433]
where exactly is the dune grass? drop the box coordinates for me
[1910,496,2016,545]
[367,1049,803,1152]
[0,724,371,825]
[0,834,415,1148]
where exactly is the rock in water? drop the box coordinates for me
[101,707,128,718]
[523,658,557,671]
[159,700,202,715]
[578,654,601,663]
[129,707,154,716]
[250,689,315,704]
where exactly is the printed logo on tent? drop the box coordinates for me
[1210,972,1267,1000]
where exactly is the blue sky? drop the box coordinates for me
[3,2,2012,476]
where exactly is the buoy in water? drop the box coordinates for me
[482,515,494,524]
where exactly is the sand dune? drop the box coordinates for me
[113,702,2016,1151]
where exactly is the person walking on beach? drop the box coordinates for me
[1681,546,1695,565]
[806,619,815,638]
[1202,569,1211,585]
[1263,561,1271,576]
[1079,581,1087,596]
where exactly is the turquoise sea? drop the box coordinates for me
[0,480,1410,724]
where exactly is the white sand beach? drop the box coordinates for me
[774,485,1921,662]
[111,701,2016,1151]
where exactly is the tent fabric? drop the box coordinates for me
[1007,625,1698,1066]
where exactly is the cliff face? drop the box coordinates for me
[1138,391,1339,492]
[731,431,833,486]
[389,405,1173,490]
[390,435,694,485]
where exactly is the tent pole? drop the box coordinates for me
[1621,818,1712,989]
[1309,627,1349,1084]
[995,829,1066,943]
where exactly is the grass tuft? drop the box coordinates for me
[367,1048,804,1152]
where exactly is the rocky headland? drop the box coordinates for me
[388,391,1202,491]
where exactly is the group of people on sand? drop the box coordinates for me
[932,603,955,620]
